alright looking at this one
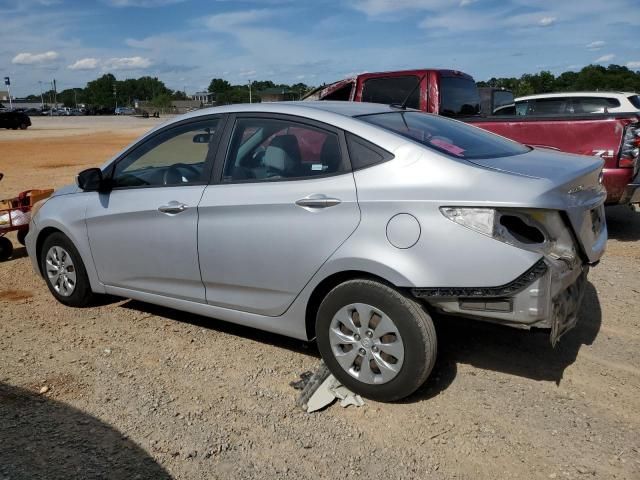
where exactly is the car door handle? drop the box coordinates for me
[158,201,188,214]
[295,195,341,209]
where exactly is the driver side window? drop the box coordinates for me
[112,118,220,188]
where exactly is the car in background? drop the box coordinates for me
[24,108,44,116]
[26,101,606,401]
[95,107,116,115]
[115,107,136,115]
[515,92,640,115]
[0,110,31,129]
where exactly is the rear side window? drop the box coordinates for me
[439,76,480,116]
[322,83,354,101]
[359,111,529,160]
[570,97,620,113]
[362,76,420,109]
[628,95,640,109]
[346,133,394,170]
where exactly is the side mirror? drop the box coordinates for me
[77,168,106,191]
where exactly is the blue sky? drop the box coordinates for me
[1,0,639,96]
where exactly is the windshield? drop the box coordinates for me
[439,76,480,117]
[359,111,530,159]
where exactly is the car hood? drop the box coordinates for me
[51,184,80,197]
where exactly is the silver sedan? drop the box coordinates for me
[26,102,607,401]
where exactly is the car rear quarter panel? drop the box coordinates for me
[327,145,545,288]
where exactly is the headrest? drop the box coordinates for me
[263,134,301,175]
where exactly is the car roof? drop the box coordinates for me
[177,100,399,120]
[516,92,638,101]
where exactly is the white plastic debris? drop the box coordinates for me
[292,362,365,413]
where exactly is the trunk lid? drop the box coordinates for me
[469,148,607,263]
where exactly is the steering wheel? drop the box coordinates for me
[163,163,201,185]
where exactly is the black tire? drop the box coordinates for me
[40,232,97,307]
[316,279,437,402]
[0,237,13,261]
[17,229,27,246]
[19,123,28,130]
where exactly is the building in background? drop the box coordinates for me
[0,90,9,101]
[191,91,215,104]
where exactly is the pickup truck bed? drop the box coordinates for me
[466,114,640,205]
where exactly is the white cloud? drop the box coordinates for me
[538,16,556,26]
[595,53,615,63]
[586,40,605,50]
[105,0,185,7]
[626,61,640,69]
[68,58,99,70]
[353,0,454,15]
[103,56,152,70]
[203,9,273,32]
[459,0,476,5]
[12,51,59,64]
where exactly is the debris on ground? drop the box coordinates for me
[292,362,365,413]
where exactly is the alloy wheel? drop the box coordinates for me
[45,246,77,297]
[329,303,405,384]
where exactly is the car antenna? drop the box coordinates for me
[391,74,426,110]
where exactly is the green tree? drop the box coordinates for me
[84,73,117,107]
[208,78,232,94]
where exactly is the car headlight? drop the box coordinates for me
[440,207,577,265]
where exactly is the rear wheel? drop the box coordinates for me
[316,279,437,402]
[40,232,96,307]
[19,122,28,130]
[0,237,13,261]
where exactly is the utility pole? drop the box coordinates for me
[74,89,77,108]
[113,84,117,109]
[38,80,44,108]
[53,78,57,108]
[4,77,12,110]
[50,80,54,115]
[248,79,252,104]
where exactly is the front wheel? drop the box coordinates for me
[40,232,97,307]
[316,279,437,402]
[19,122,28,130]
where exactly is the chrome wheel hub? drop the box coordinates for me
[45,246,76,297]
[329,303,405,385]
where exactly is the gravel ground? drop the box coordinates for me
[0,120,639,479]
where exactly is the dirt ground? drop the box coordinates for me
[1,116,639,480]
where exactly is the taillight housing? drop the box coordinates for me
[619,122,640,174]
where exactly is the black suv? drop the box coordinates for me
[0,110,32,130]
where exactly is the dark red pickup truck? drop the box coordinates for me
[305,69,640,206]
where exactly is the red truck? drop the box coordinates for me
[304,69,640,207]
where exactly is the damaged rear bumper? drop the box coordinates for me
[412,257,588,346]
